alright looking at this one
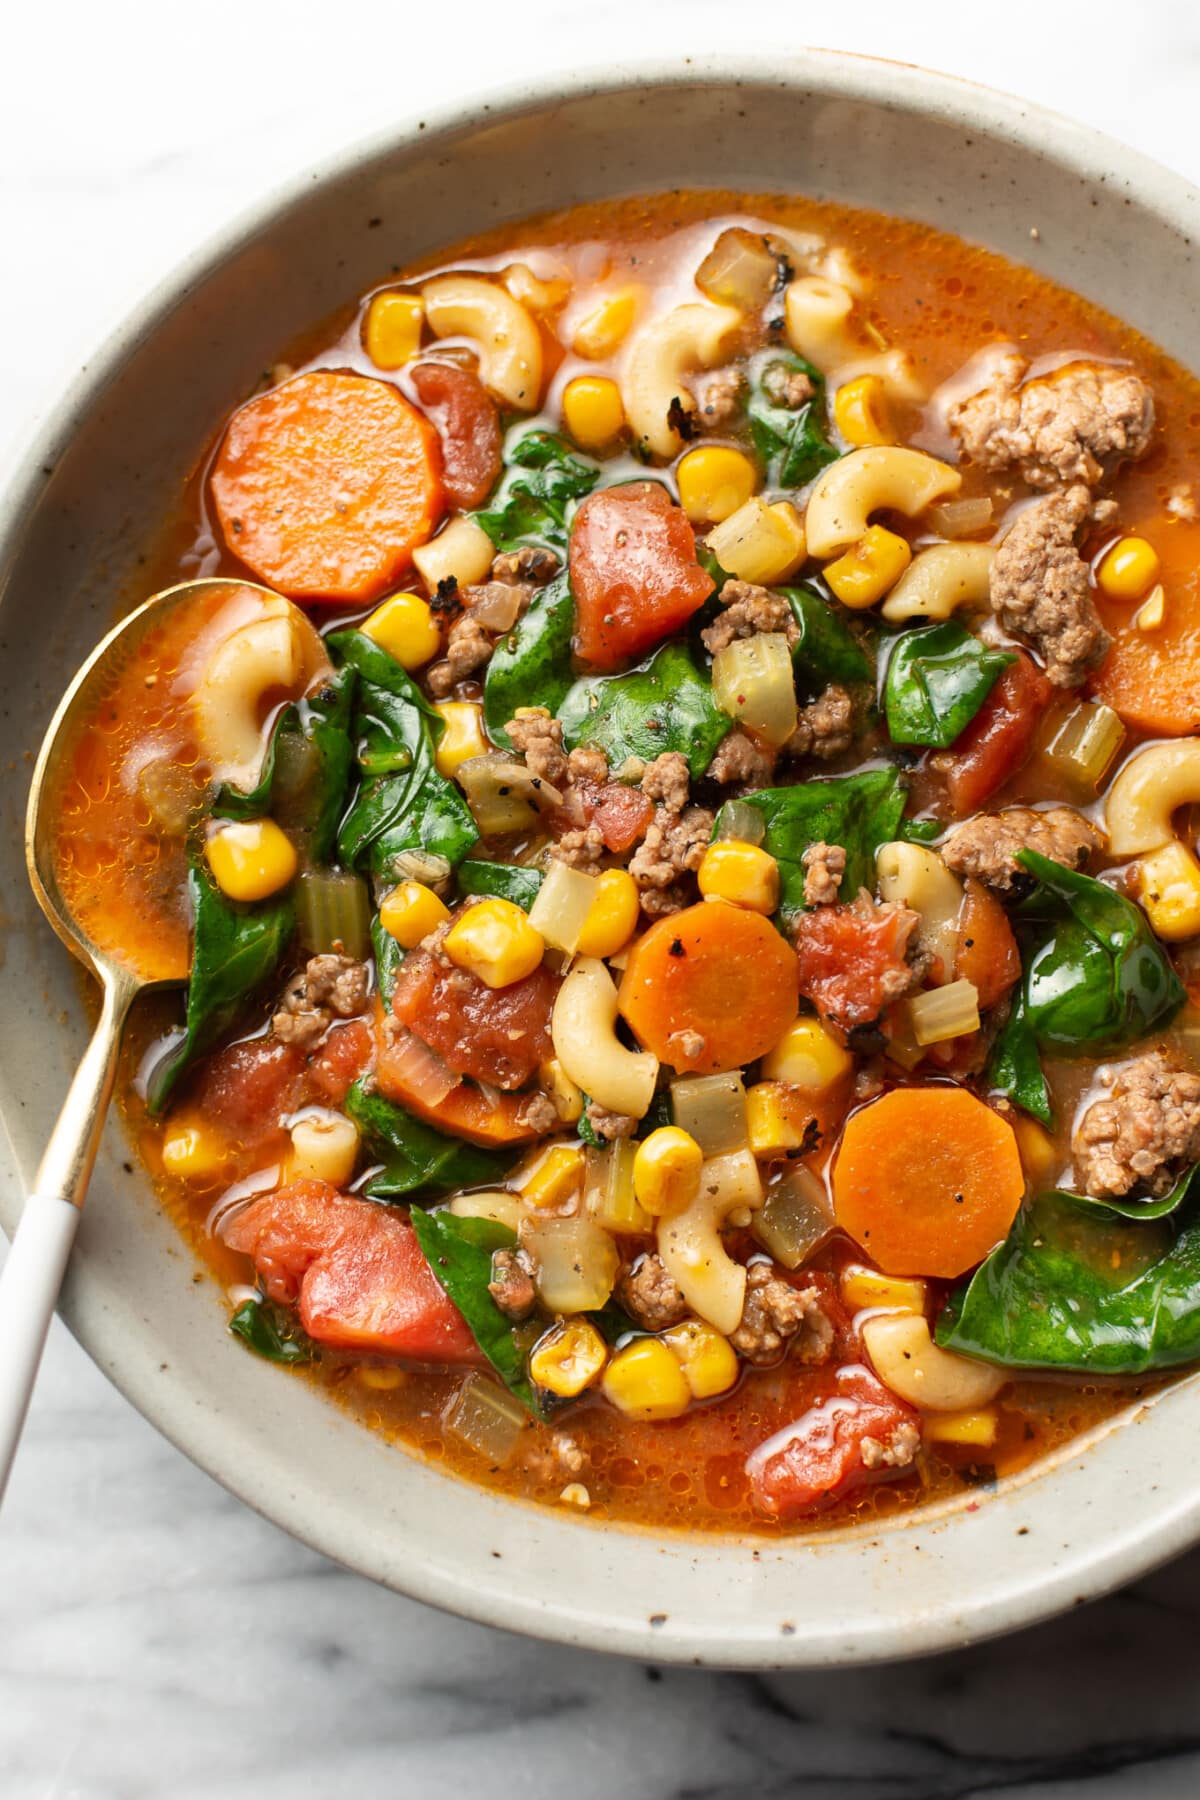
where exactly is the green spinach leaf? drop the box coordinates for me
[147,857,293,1114]
[214,668,356,865]
[746,349,838,489]
[344,1080,518,1200]
[883,621,1015,749]
[371,911,405,1007]
[783,584,874,698]
[409,1208,545,1416]
[483,570,576,748]
[558,641,732,781]
[456,861,544,908]
[717,767,907,920]
[474,428,599,555]
[986,984,1052,1126]
[229,1295,316,1365]
[1016,849,1185,1052]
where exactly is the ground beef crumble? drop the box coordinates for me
[701,580,799,656]
[989,485,1110,687]
[272,954,370,1048]
[948,352,1154,490]
[487,1247,537,1321]
[941,805,1102,893]
[629,805,715,915]
[506,707,569,786]
[617,1252,689,1331]
[801,841,847,908]
[730,1264,835,1367]
[427,614,493,697]
[860,1422,922,1471]
[640,751,691,813]
[584,1102,638,1141]
[706,729,775,789]
[787,684,856,760]
[1073,1050,1200,1198]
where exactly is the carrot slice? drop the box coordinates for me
[832,1086,1024,1279]
[1091,516,1200,732]
[618,900,799,1074]
[210,369,444,603]
[372,1001,548,1146]
[953,878,1020,1011]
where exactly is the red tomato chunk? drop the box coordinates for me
[941,651,1053,816]
[409,361,502,511]
[391,940,558,1090]
[569,482,714,670]
[746,1365,920,1519]
[792,895,918,1030]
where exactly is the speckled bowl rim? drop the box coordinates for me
[3,49,1200,1668]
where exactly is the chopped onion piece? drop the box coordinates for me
[751,1166,833,1268]
[296,868,371,960]
[390,848,453,889]
[705,496,806,587]
[696,227,778,310]
[907,979,980,1047]
[524,1214,619,1313]
[443,1373,527,1464]
[584,1141,652,1234]
[457,753,563,835]
[1043,701,1126,792]
[135,756,201,834]
[466,581,524,632]
[670,1072,748,1155]
[926,496,993,538]
[713,799,766,847]
[382,1026,460,1107]
[711,633,798,748]
[528,860,598,954]
[449,1190,523,1231]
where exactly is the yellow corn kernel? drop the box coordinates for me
[602,1336,692,1420]
[288,1112,359,1187]
[833,373,895,447]
[1097,535,1161,603]
[697,840,780,914]
[1137,840,1200,942]
[576,868,640,960]
[378,880,450,949]
[530,1318,608,1397]
[923,1407,998,1448]
[363,291,424,369]
[432,701,488,778]
[633,1126,704,1218]
[1013,1115,1059,1187]
[572,287,639,359]
[161,1122,227,1182]
[356,1365,407,1391]
[823,525,912,608]
[677,446,758,526]
[745,1081,818,1158]
[562,375,625,449]
[521,1143,587,1210]
[206,818,297,903]
[539,1058,584,1125]
[362,591,441,670]
[840,1264,927,1314]
[661,1318,740,1399]
[444,897,545,988]
[761,1017,853,1093]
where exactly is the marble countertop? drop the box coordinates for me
[4,3,1200,1793]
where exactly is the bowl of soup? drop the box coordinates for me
[3,52,1200,1666]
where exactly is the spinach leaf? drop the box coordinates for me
[783,584,874,698]
[883,621,1015,749]
[457,860,544,908]
[483,570,576,749]
[986,984,1052,1127]
[344,1080,518,1200]
[147,858,293,1114]
[474,428,599,556]
[558,641,732,782]
[717,767,907,920]
[1016,849,1185,1052]
[214,668,356,865]
[746,349,838,489]
[899,816,943,845]
[696,541,733,595]
[577,1101,603,1149]
[371,911,405,1007]
[409,1208,545,1417]
[229,1295,316,1365]
[936,1167,1200,1375]
[330,630,477,876]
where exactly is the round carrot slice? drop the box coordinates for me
[210,369,444,603]
[1090,515,1200,732]
[832,1086,1025,1279]
[618,900,799,1074]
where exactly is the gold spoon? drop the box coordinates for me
[0,577,272,1502]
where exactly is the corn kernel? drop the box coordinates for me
[1013,1115,1059,1187]
[633,1126,703,1218]
[378,880,450,948]
[661,1318,740,1399]
[923,1407,998,1448]
[530,1318,608,1397]
[206,818,297,903]
[840,1264,927,1314]
[823,525,912,608]
[572,287,639,359]
[562,375,625,449]
[539,1058,584,1126]
[444,897,545,988]
[677,446,758,526]
[697,840,780,914]
[356,1365,408,1391]
[833,373,894,447]
[576,868,639,959]
[745,1082,818,1158]
[1096,535,1161,602]
[432,701,488,778]
[1137,840,1200,942]
[601,1336,692,1420]
[288,1111,359,1187]
[361,591,441,670]
[761,1017,853,1092]
[161,1122,227,1182]
[520,1143,586,1210]
[363,291,423,369]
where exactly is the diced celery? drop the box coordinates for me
[752,1167,833,1269]
[443,1373,526,1464]
[584,1141,652,1233]
[711,633,798,747]
[528,860,597,954]
[296,868,371,960]
[670,1072,748,1155]
[907,979,980,1047]
[1043,701,1126,792]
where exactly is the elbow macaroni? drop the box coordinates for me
[784,275,857,369]
[862,1311,1005,1411]
[657,1148,764,1335]
[189,592,328,790]
[1105,739,1200,855]
[875,841,963,976]
[420,274,543,410]
[551,956,659,1118]
[881,542,996,623]
[804,446,962,559]
[623,301,742,459]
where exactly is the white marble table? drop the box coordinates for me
[4,4,1200,1792]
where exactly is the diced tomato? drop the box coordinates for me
[569,482,714,670]
[373,1001,553,1147]
[223,1179,482,1362]
[305,1019,374,1105]
[409,361,502,510]
[391,938,558,1090]
[940,651,1053,816]
[746,1364,919,1520]
[792,895,919,1030]
[953,878,1020,1011]
[575,780,655,853]
[188,1037,306,1147]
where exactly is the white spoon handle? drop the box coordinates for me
[0,1194,80,1501]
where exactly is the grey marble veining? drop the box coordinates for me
[5,2,1200,1793]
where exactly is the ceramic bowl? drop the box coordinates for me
[2,52,1198,1668]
